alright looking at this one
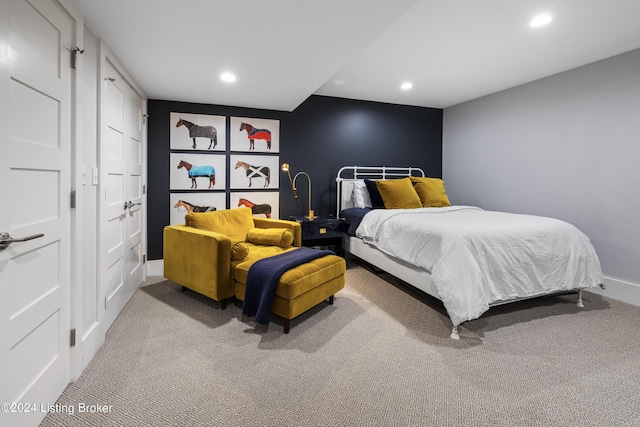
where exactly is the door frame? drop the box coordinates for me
[60,0,85,383]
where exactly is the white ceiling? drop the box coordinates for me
[72,0,640,111]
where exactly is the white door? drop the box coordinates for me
[0,0,73,426]
[100,57,144,331]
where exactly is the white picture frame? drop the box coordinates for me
[170,153,226,190]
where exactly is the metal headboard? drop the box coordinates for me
[335,166,425,215]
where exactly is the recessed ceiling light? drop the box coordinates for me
[530,14,552,27]
[220,72,236,82]
[401,82,413,90]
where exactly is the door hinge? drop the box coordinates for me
[71,47,84,69]
[70,329,76,347]
[143,254,146,264]
[142,184,146,195]
[70,190,76,208]
[143,114,149,125]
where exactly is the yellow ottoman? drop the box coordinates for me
[235,254,346,333]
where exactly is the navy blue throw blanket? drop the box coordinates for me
[242,247,334,326]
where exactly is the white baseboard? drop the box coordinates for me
[587,276,640,307]
[146,259,164,278]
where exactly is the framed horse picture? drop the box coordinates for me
[170,112,226,151]
[230,117,280,153]
[232,191,280,220]
[169,192,226,225]
[229,154,280,190]
[169,153,227,190]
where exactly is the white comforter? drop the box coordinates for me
[355,206,603,326]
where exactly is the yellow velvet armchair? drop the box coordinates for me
[163,207,301,308]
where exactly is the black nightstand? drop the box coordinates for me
[290,215,345,255]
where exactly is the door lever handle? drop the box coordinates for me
[0,232,44,250]
[125,201,142,210]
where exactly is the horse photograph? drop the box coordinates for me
[239,122,271,151]
[229,154,278,190]
[174,199,217,213]
[169,192,226,225]
[176,118,217,149]
[234,160,270,188]
[238,198,272,218]
[230,117,279,153]
[177,160,215,189]
[170,153,226,190]
[170,112,226,151]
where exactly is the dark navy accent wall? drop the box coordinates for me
[148,95,442,260]
[282,96,442,219]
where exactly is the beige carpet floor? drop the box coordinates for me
[41,262,640,426]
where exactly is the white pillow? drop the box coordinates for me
[351,181,372,208]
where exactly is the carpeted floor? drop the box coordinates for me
[41,262,640,426]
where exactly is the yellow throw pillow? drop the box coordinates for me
[231,241,250,261]
[375,177,422,209]
[410,177,451,207]
[246,228,294,248]
[187,207,255,241]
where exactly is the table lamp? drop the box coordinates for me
[281,163,314,219]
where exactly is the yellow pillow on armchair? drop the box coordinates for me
[246,228,294,247]
[375,177,422,209]
[410,177,451,207]
[231,242,250,261]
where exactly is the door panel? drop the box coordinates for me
[9,170,59,227]
[11,0,61,78]
[100,57,144,332]
[10,80,60,148]
[0,0,73,426]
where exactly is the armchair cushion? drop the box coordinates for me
[187,207,254,241]
[246,228,294,247]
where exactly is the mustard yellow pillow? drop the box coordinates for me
[231,241,250,261]
[246,228,294,248]
[410,177,451,207]
[375,177,422,209]
[187,207,254,241]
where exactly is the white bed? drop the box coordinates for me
[336,166,604,339]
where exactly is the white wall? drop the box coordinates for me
[443,49,640,296]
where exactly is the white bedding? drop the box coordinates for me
[355,206,603,326]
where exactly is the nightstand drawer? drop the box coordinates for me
[290,216,345,241]
[302,220,343,241]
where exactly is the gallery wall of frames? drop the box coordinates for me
[169,112,281,225]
